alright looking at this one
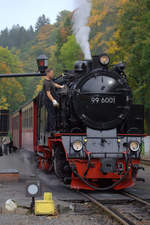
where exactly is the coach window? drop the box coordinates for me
[13,117,15,129]
[14,115,19,129]
[22,113,24,128]
[25,110,27,129]
[27,109,29,129]
[24,110,26,129]
[26,109,28,128]
[24,110,26,128]
[27,109,29,128]
[29,108,30,128]
[22,111,25,128]
[16,116,19,129]
[28,108,32,128]
[30,107,33,128]
[22,112,24,128]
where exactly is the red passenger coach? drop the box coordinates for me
[11,99,38,152]
[22,102,34,151]
[11,111,20,149]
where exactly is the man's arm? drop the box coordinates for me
[46,91,54,102]
[53,82,64,89]
[46,91,59,107]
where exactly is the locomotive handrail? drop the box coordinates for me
[86,152,124,155]
[85,135,123,139]
[74,92,129,95]
[118,133,146,137]
[85,135,143,139]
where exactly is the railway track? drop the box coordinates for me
[79,191,150,225]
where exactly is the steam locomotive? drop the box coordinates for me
[11,54,144,190]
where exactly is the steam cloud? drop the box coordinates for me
[72,0,92,60]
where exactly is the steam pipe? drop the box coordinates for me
[0,73,46,78]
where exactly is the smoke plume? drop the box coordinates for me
[72,0,92,60]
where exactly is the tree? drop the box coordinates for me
[0,97,8,110]
[35,15,50,31]
[0,28,9,48]
[0,47,25,111]
[59,35,83,70]
[0,25,35,50]
[107,0,150,133]
[0,11,73,109]
[55,10,72,53]
[89,0,128,55]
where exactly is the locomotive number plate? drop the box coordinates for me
[90,96,116,104]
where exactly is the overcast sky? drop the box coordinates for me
[0,0,75,30]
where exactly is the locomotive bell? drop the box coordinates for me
[37,55,48,73]
[114,62,126,73]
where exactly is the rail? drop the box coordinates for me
[79,191,150,225]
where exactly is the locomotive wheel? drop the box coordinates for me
[54,145,66,179]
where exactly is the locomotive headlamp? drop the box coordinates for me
[84,138,87,143]
[129,141,140,152]
[72,141,83,152]
[117,139,121,143]
[37,55,48,73]
[99,54,110,65]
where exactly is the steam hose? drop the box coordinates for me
[83,153,91,177]
[72,166,131,191]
